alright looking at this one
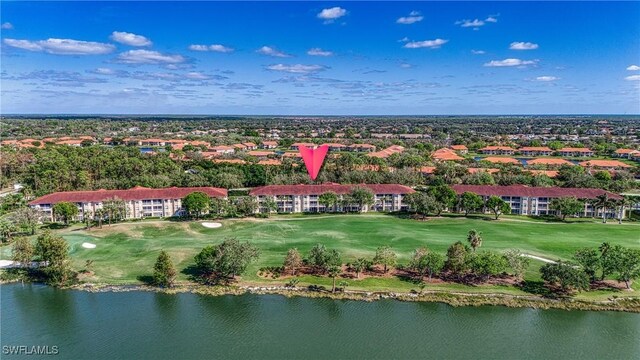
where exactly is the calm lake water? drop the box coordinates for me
[2,283,639,360]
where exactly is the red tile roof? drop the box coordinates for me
[368,145,405,158]
[420,166,436,174]
[249,184,415,196]
[29,186,227,205]
[479,146,515,151]
[482,156,520,164]
[258,159,282,166]
[450,145,468,151]
[615,149,639,155]
[525,170,559,178]
[432,148,464,161]
[247,150,274,157]
[526,158,574,166]
[451,185,621,200]
[579,160,632,168]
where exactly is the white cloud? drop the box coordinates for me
[397,11,423,25]
[188,45,209,51]
[398,37,410,43]
[116,50,186,64]
[510,41,539,50]
[93,68,116,75]
[1,22,13,30]
[256,46,291,57]
[400,63,413,68]
[209,44,233,53]
[471,50,486,55]
[188,44,234,53]
[403,38,448,49]
[185,72,210,80]
[307,48,333,56]
[317,7,347,23]
[110,31,152,47]
[3,38,115,55]
[625,75,640,81]
[627,65,640,71]
[457,19,484,28]
[484,58,537,67]
[266,64,327,74]
[485,16,498,23]
[535,76,559,82]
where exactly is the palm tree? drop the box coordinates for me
[615,196,633,224]
[94,208,105,228]
[467,229,483,252]
[328,266,341,293]
[594,194,613,223]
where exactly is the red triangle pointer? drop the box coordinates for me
[299,144,328,181]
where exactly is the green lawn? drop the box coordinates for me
[2,214,639,298]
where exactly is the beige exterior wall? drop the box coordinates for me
[255,193,410,213]
[32,197,225,222]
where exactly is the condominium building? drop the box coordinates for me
[557,147,595,157]
[478,146,516,155]
[451,185,622,218]
[249,184,415,213]
[29,186,228,222]
[518,146,553,156]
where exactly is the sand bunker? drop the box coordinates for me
[0,260,16,268]
[82,242,97,249]
[201,222,222,229]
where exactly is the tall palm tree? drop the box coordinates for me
[594,194,612,223]
[467,229,483,252]
[616,196,637,224]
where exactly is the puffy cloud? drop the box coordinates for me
[266,64,327,74]
[188,44,234,53]
[457,19,484,28]
[317,7,347,23]
[184,72,211,80]
[403,38,448,49]
[307,48,333,56]
[93,68,117,75]
[397,11,423,25]
[1,22,13,30]
[535,76,559,82]
[471,50,486,55]
[627,65,640,71]
[256,46,291,57]
[115,50,186,64]
[484,58,537,67]
[625,75,640,81]
[110,31,152,47]
[485,16,498,23]
[3,38,115,55]
[510,41,539,50]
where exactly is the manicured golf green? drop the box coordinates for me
[3,214,639,297]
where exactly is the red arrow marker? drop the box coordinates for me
[299,144,328,181]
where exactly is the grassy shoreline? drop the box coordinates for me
[15,281,633,313]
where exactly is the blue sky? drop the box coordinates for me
[1,1,639,115]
